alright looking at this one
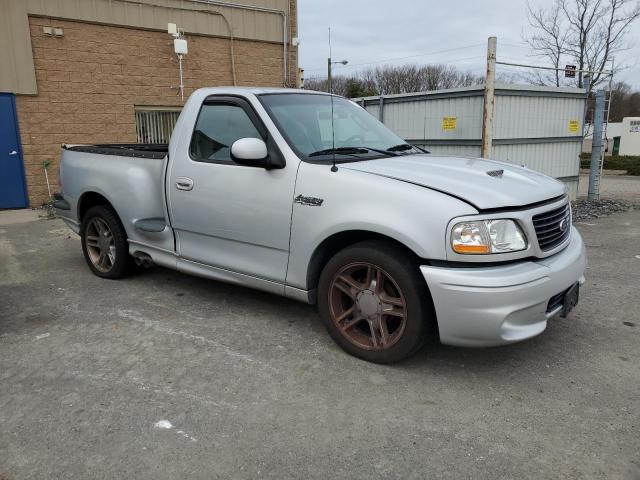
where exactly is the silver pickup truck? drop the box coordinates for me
[55,87,586,363]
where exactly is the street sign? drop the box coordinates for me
[565,65,576,78]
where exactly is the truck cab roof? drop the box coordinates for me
[193,86,331,96]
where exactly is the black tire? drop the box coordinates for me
[80,205,132,279]
[317,240,433,364]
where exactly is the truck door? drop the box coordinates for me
[167,96,296,284]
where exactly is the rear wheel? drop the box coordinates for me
[80,205,132,279]
[318,240,432,363]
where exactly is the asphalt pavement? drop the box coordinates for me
[1,210,639,479]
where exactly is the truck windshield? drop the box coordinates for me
[259,93,417,162]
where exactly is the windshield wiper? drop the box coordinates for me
[355,146,400,156]
[308,146,398,158]
[308,147,369,157]
[387,143,417,152]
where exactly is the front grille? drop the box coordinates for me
[532,202,571,251]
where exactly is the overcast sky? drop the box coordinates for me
[297,0,640,89]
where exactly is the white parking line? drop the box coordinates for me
[116,309,278,374]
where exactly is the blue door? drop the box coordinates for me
[0,93,28,209]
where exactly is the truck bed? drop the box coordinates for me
[63,144,168,160]
[58,143,174,251]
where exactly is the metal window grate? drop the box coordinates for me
[135,108,181,144]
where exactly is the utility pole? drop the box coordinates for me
[582,74,591,138]
[327,58,348,94]
[600,58,615,181]
[481,36,497,159]
[588,89,606,200]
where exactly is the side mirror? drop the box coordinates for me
[230,138,269,168]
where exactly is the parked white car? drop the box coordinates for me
[55,87,586,363]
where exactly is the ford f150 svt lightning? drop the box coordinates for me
[55,87,586,363]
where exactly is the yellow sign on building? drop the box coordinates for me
[568,119,580,133]
[442,117,457,131]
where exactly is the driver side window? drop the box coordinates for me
[190,103,262,163]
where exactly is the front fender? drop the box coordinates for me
[286,162,478,289]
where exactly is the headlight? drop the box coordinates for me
[451,219,527,254]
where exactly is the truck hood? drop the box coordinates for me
[342,155,566,210]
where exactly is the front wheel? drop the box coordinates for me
[317,240,432,363]
[80,205,132,279]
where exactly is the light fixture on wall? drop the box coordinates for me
[42,26,63,37]
[168,23,188,101]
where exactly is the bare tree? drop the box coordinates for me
[524,0,640,89]
[303,64,482,97]
[304,76,339,95]
[581,0,640,86]
[525,1,569,86]
[363,64,480,95]
[608,81,640,120]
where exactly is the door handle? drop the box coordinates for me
[8,150,17,156]
[175,177,194,191]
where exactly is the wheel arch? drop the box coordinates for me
[77,191,114,223]
[305,230,422,293]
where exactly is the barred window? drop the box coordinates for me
[135,107,181,144]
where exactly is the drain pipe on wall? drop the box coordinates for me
[112,0,239,85]
[190,0,290,86]
[211,12,237,87]
[112,0,291,87]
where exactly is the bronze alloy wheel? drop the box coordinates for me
[84,217,116,273]
[328,262,407,351]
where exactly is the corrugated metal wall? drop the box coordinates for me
[494,94,585,139]
[357,84,586,199]
[493,142,582,178]
[382,94,484,141]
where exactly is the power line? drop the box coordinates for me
[496,60,613,75]
[500,42,533,50]
[499,37,530,46]
[344,44,485,69]
[303,43,485,73]
[303,55,486,81]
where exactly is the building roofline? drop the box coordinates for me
[354,83,587,105]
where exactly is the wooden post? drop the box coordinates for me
[481,36,497,159]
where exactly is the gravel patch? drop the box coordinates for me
[572,198,639,222]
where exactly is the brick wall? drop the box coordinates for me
[16,12,297,206]
[288,0,299,86]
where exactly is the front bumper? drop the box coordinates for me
[421,227,586,347]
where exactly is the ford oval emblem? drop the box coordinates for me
[559,218,568,232]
